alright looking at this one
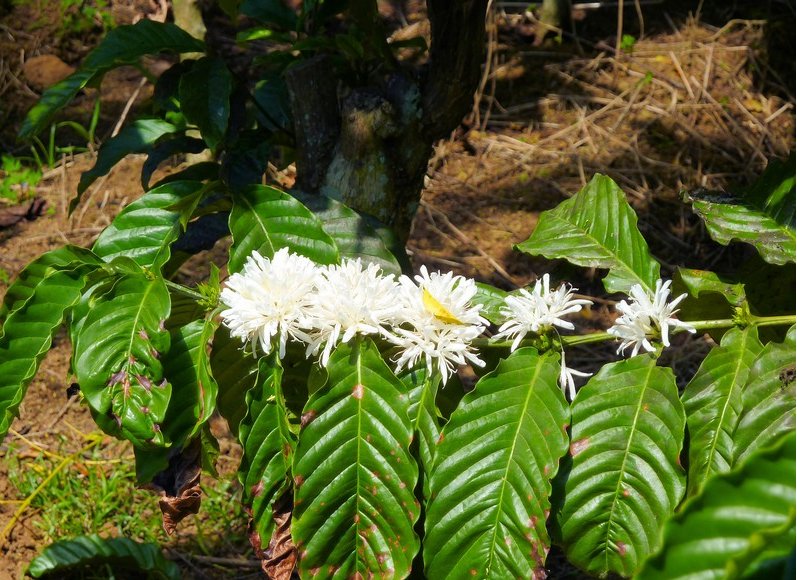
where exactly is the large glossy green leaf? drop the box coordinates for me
[685,157,795,265]
[228,185,339,273]
[140,135,207,190]
[292,339,419,578]
[19,20,204,141]
[240,0,298,29]
[472,282,509,325]
[179,57,233,151]
[294,192,402,275]
[557,354,686,577]
[0,245,101,324]
[163,318,218,442]
[210,325,258,437]
[681,326,762,497]
[424,348,570,578]
[238,355,295,549]
[73,273,172,446]
[517,174,660,294]
[424,348,570,579]
[733,326,795,465]
[0,263,97,441]
[77,120,178,198]
[401,367,440,501]
[92,181,204,270]
[27,534,180,579]
[637,432,795,580]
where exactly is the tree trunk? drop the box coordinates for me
[285,0,489,242]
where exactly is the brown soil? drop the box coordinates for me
[0,0,794,578]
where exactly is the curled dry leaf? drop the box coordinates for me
[259,493,297,580]
[147,438,202,535]
[0,198,46,228]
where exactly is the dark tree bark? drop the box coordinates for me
[285,0,489,242]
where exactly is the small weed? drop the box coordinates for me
[0,155,41,203]
[620,34,637,54]
[13,0,113,37]
[4,436,249,554]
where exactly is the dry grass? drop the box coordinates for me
[411,14,794,291]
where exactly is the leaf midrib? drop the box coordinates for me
[123,279,156,386]
[698,332,754,491]
[602,361,656,573]
[238,193,276,259]
[484,356,546,576]
[546,212,652,292]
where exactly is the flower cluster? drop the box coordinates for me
[494,274,592,350]
[493,274,594,398]
[220,249,694,399]
[220,250,488,384]
[607,279,696,356]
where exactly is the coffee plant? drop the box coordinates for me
[3,7,795,579]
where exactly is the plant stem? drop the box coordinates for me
[751,314,796,328]
[164,279,204,301]
[475,314,795,350]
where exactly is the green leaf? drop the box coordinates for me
[472,282,509,325]
[210,325,258,437]
[141,134,207,190]
[92,181,204,270]
[733,326,795,465]
[637,432,795,580]
[138,300,220,482]
[685,157,796,265]
[73,273,172,446]
[240,0,298,29]
[517,174,660,294]
[163,318,218,442]
[19,21,204,141]
[424,349,569,579]
[681,326,762,496]
[253,76,292,132]
[292,339,419,578]
[27,534,180,579]
[228,185,338,273]
[238,354,294,548]
[179,57,233,151]
[219,129,271,190]
[0,245,102,324]
[77,119,178,198]
[294,192,402,275]
[402,366,440,501]
[0,263,96,441]
[673,267,746,307]
[557,354,686,577]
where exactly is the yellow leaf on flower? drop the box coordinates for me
[422,288,463,324]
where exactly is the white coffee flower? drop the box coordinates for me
[306,258,401,366]
[385,266,487,384]
[494,274,592,350]
[608,279,696,357]
[558,351,592,401]
[389,323,485,384]
[220,248,319,358]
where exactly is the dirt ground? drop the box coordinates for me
[0,0,794,578]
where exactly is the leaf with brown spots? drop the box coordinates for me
[292,339,419,579]
[424,348,569,579]
[557,354,686,577]
[682,327,763,496]
[238,354,295,554]
[73,273,173,447]
[733,325,796,465]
